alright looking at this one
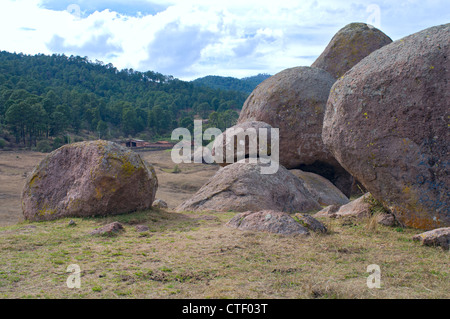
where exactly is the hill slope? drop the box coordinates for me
[192,73,272,94]
[0,51,247,149]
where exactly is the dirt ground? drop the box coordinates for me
[139,149,219,208]
[0,149,219,227]
[0,151,46,226]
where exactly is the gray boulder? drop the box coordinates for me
[238,66,353,196]
[290,169,349,206]
[22,140,158,221]
[312,22,392,79]
[322,24,450,230]
[176,160,321,213]
[227,211,310,236]
[212,121,273,166]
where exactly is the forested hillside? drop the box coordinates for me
[0,51,247,150]
[192,74,271,94]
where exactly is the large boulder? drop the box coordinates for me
[312,22,392,79]
[227,211,310,236]
[191,146,214,164]
[322,24,450,230]
[238,66,353,196]
[290,169,349,206]
[176,160,322,213]
[22,140,158,221]
[212,121,273,166]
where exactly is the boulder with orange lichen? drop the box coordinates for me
[322,24,450,230]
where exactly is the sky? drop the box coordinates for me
[0,0,448,81]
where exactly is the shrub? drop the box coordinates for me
[52,137,65,150]
[0,138,6,149]
[364,193,389,214]
[36,140,52,153]
[173,165,181,174]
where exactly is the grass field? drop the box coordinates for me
[0,150,448,299]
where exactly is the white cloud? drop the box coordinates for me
[0,0,448,80]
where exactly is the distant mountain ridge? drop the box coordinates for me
[192,73,272,94]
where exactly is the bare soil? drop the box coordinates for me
[0,151,47,226]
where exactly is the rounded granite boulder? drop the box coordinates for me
[22,140,158,221]
[312,22,392,79]
[176,160,322,213]
[238,66,353,196]
[322,24,449,230]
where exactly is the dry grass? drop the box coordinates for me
[365,213,381,233]
[0,149,448,299]
[0,209,448,299]
[0,151,47,226]
[138,150,219,209]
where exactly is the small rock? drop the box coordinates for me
[68,220,76,227]
[135,225,150,232]
[314,193,396,226]
[153,199,168,209]
[314,193,372,219]
[412,227,450,250]
[313,204,341,218]
[376,213,397,227]
[226,210,310,236]
[330,193,372,219]
[90,222,124,236]
[294,213,327,233]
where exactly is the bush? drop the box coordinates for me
[172,165,181,174]
[0,138,6,149]
[36,140,52,153]
[52,137,65,150]
[364,193,389,214]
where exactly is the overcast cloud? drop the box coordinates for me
[0,0,448,80]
